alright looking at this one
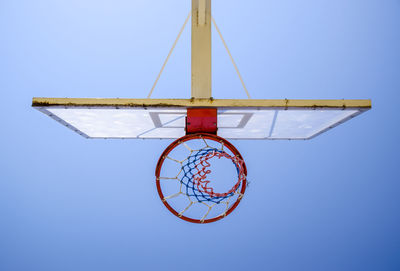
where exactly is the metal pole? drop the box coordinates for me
[191,0,212,98]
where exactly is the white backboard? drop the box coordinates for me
[33,98,371,140]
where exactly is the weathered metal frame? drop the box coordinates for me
[32,98,371,109]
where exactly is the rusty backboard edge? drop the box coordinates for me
[32,98,372,110]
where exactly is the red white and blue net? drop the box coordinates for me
[156,134,247,223]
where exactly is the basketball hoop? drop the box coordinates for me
[155,133,247,223]
[31,0,371,225]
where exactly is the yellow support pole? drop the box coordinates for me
[191,0,212,98]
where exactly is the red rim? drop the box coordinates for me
[155,133,247,224]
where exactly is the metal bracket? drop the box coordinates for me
[186,108,217,134]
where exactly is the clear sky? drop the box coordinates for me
[1,0,399,270]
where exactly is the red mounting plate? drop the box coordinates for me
[185,108,217,135]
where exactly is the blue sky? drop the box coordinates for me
[1,0,399,270]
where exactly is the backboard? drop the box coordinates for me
[32,98,371,140]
